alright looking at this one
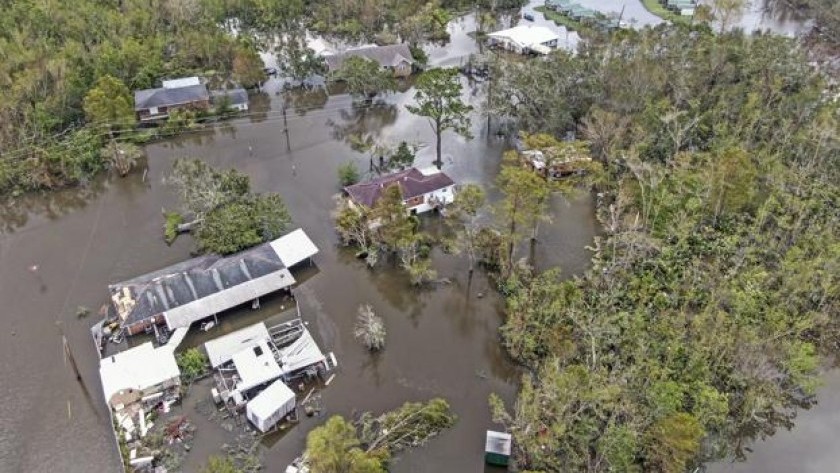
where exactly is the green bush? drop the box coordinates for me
[176,348,208,381]
[338,161,361,187]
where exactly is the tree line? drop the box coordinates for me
[485,25,839,472]
[0,0,521,197]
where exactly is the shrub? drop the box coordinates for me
[338,161,361,187]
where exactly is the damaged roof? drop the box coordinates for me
[109,229,318,329]
[344,167,455,208]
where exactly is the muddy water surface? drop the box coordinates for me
[0,73,598,473]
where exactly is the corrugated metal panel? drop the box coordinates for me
[164,269,295,330]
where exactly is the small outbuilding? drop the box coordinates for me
[231,339,283,394]
[246,379,297,433]
[205,322,272,369]
[99,328,186,409]
[487,25,560,55]
[211,88,249,112]
[485,430,512,466]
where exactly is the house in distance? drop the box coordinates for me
[487,25,560,55]
[134,76,210,122]
[344,167,456,214]
[324,44,415,77]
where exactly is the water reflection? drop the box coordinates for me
[327,101,400,149]
[0,172,133,234]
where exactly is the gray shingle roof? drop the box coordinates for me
[134,84,209,110]
[344,167,454,208]
[211,88,249,106]
[324,44,414,72]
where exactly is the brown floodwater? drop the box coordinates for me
[0,71,599,472]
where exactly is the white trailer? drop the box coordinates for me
[246,380,296,432]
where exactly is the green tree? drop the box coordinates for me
[83,75,135,134]
[447,183,486,275]
[334,200,375,257]
[232,43,265,88]
[388,141,416,169]
[710,0,746,32]
[306,416,385,473]
[201,455,239,473]
[644,413,704,472]
[495,160,549,278]
[338,161,361,186]
[197,194,291,255]
[406,68,473,169]
[277,34,326,81]
[331,56,397,102]
[177,347,209,382]
[165,158,250,219]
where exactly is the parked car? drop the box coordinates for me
[522,12,535,21]
[264,67,278,76]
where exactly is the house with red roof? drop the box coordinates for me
[344,167,456,214]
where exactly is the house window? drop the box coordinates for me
[149,107,159,115]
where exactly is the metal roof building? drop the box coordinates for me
[231,339,283,393]
[110,229,318,333]
[205,322,272,368]
[246,379,296,433]
[487,26,560,54]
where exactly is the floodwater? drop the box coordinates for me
[707,368,840,473]
[522,0,811,36]
[0,65,598,472]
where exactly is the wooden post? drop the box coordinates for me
[283,103,291,152]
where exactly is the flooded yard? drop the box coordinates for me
[0,5,822,472]
[0,73,598,472]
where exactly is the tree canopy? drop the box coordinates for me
[330,56,397,101]
[406,68,472,168]
[489,26,839,472]
[165,158,291,255]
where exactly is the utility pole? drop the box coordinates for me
[486,53,493,136]
[57,322,82,381]
[282,101,291,152]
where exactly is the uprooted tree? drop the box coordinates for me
[164,158,291,254]
[304,398,456,473]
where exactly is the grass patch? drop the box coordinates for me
[639,0,692,25]
[164,211,184,245]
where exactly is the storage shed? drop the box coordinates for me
[246,379,296,432]
[485,430,512,466]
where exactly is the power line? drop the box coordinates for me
[0,98,398,159]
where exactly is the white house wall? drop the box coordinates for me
[407,186,456,214]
